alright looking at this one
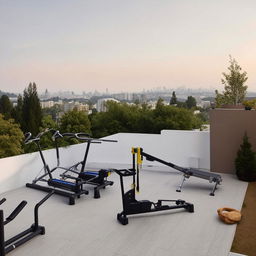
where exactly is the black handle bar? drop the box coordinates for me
[62,132,91,139]
[24,132,33,144]
[75,133,117,143]
[24,128,58,144]
[79,137,117,143]
[35,128,55,139]
[0,198,6,205]
[51,130,63,141]
[4,201,27,225]
[34,190,54,228]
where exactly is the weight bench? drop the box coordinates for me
[139,148,223,196]
[176,167,222,196]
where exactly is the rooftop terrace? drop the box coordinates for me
[0,131,248,256]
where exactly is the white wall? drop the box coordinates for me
[0,130,210,194]
[85,130,210,169]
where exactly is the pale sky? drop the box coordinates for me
[1,0,256,94]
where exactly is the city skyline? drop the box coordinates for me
[1,0,256,93]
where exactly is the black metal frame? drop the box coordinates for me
[25,130,89,205]
[59,133,116,198]
[140,148,222,196]
[0,191,53,255]
[114,148,194,225]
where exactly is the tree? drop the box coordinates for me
[0,95,13,119]
[153,103,202,132]
[90,100,203,137]
[22,82,42,135]
[60,109,91,134]
[0,114,24,158]
[186,96,197,109]
[90,101,154,137]
[170,91,177,105]
[235,133,256,181]
[42,104,62,123]
[215,56,248,106]
[59,109,91,145]
[11,95,23,126]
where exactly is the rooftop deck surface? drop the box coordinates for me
[1,164,247,256]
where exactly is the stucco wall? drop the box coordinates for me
[210,109,256,174]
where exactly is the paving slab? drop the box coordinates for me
[0,165,247,256]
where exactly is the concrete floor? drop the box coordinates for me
[1,165,247,256]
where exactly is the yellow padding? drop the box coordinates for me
[137,147,142,165]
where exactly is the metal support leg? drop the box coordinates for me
[210,182,218,196]
[176,175,187,192]
[0,210,5,256]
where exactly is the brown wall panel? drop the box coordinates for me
[210,109,256,174]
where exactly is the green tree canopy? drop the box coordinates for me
[11,95,23,125]
[90,101,203,137]
[186,96,197,109]
[0,95,13,119]
[59,109,91,145]
[153,100,201,132]
[22,83,42,135]
[215,56,248,106]
[60,109,91,134]
[170,91,177,105]
[0,114,24,158]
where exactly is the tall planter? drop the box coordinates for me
[235,133,256,181]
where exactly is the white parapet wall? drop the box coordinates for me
[85,130,210,169]
[0,130,210,194]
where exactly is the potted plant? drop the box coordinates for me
[235,133,256,181]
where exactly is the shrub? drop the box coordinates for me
[235,133,256,181]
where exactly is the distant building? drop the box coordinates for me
[197,100,211,109]
[114,93,133,101]
[41,101,54,108]
[132,93,147,103]
[74,102,89,112]
[63,102,89,113]
[96,98,119,112]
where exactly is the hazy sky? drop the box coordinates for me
[1,0,256,93]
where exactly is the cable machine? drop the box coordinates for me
[114,148,194,225]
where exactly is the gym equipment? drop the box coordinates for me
[114,148,194,225]
[0,191,53,255]
[217,207,242,224]
[137,148,222,196]
[25,130,89,205]
[60,132,117,198]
